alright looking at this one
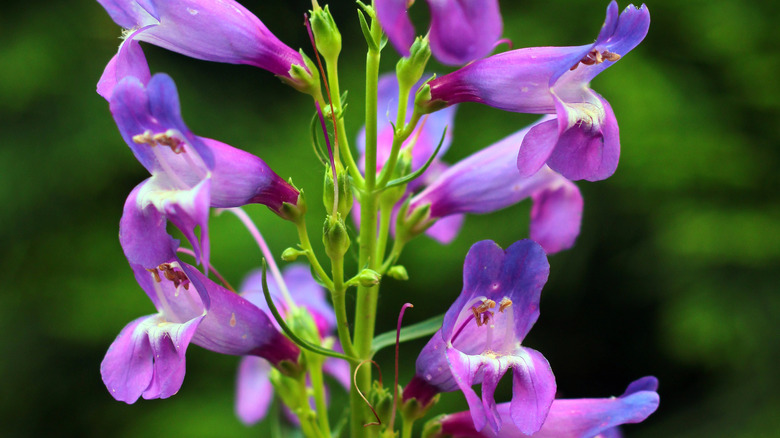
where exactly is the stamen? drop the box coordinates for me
[157,262,190,290]
[498,297,512,313]
[471,299,496,327]
[146,267,161,283]
[389,303,414,431]
[570,49,622,70]
[152,133,185,154]
[132,130,156,146]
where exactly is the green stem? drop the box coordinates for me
[307,356,332,438]
[331,256,357,358]
[296,376,325,438]
[401,418,414,438]
[376,111,423,189]
[351,14,383,438]
[326,58,364,188]
[375,199,393,264]
[380,237,407,275]
[295,218,334,290]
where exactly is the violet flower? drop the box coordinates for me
[403,240,555,434]
[234,264,350,425]
[425,1,650,181]
[409,119,583,254]
[435,377,660,438]
[97,0,305,78]
[376,0,502,65]
[100,251,300,403]
[111,72,299,272]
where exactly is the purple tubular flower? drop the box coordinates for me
[403,240,555,434]
[234,264,350,425]
[97,0,305,77]
[426,2,650,181]
[410,120,583,254]
[112,73,299,270]
[436,377,660,438]
[376,0,503,65]
[101,256,300,404]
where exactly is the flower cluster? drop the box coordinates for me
[95,0,658,437]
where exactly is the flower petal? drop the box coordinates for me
[517,119,559,178]
[427,0,503,65]
[425,214,465,244]
[235,356,274,425]
[97,27,152,100]
[98,0,305,76]
[375,0,416,57]
[100,315,154,403]
[119,181,179,270]
[142,314,204,399]
[529,177,583,254]
[546,93,620,181]
[446,348,488,432]
[509,347,556,435]
[204,137,299,213]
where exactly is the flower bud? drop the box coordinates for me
[357,269,381,287]
[322,215,351,260]
[323,164,354,218]
[281,247,306,262]
[309,4,342,62]
[396,37,431,90]
[386,265,409,281]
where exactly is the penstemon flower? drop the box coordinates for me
[403,240,556,435]
[96,0,306,78]
[111,72,299,272]
[422,1,650,181]
[101,248,301,403]
[433,377,660,438]
[408,119,583,254]
[234,264,350,425]
[375,0,503,65]
[359,75,583,252]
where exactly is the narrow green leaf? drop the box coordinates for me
[357,9,377,52]
[384,127,448,189]
[310,112,327,165]
[261,260,356,362]
[371,313,444,355]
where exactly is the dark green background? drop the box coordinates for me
[1,1,778,437]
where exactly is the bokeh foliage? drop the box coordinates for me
[1,0,778,437]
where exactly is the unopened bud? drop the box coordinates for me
[323,164,353,218]
[310,5,341,62]
[421,414,445,438]
[357,269,381,287]
[322,215,351,259]
[281,247,306,262]
[397,37,431,89]
[386,265,409,281]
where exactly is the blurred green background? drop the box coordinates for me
[1,0,778,437]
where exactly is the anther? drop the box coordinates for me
[471,299,496,327]
[146,268,161,283]
[498,297,512,313]
[132,130,156,146]
[157,263,190,289]
[570,49,621,70]
[152,133,185,154]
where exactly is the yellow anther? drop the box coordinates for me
[498,297,512,313]
[132,131,156,146]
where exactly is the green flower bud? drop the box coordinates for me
[396,37,431,89]
[281,247,306,262]
[322,214,351,260]
[357,269,381,287]
[310,4,341,62]
[386,265,409,281]
[421,414,445,438]
[323,164,354,218]
[287,307,321,345]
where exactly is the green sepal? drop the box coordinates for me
[421,415,446,438]
[281,51,323,100]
